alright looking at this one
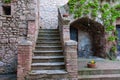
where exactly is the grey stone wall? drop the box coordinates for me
[0,0,36,73]
[39,0,68,29]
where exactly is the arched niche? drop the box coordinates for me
[70,17,106,58]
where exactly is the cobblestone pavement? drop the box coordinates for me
[39,0,68,29]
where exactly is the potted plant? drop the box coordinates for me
[87,60,96,68]
[63,13,69,17]
[3,0,11,4]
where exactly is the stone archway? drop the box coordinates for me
[70,17,106,58]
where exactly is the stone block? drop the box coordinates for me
[0,21,2,27]
[20,16,26,20]
[66,59,77,66]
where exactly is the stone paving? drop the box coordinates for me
[78,58,120,70]
[39,0,68,29]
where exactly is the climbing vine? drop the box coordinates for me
[68,0,120,54]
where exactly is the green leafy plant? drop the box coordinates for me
[3,0,11,3]
[68,0,120,59]
[108,36,117,42]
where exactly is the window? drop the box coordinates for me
[2,5,11,15]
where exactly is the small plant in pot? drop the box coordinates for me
[3,0,11,3]
[87,60,96,68]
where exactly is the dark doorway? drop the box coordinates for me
[70,26,78,41]
[116,25,120,55]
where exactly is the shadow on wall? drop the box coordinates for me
[70,17,106,58]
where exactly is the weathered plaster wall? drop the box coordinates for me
[78,30,92,58]
[0,0,36,73]
[39,0,68,29]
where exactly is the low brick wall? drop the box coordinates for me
[65,40,78,79]
[58,5,78,79]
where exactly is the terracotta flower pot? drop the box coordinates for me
[87,63,96,68]
[63,14,69,17]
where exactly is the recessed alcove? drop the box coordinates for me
[70,17,106,58]
[2,5,11,15]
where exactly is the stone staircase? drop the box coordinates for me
[28,29,67,80]
[78,59,120,80]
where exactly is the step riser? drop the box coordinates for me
[38,35,60,37]
[79,69,120,75]
[37,39,60,42]
[39,32,59,34]
[34,53,63,56]
[35,47,62,51]
[28,74,67,80]
[36,44,61,46]
[79,77,120,80]
[32,59,64,63]
[39,29,59,32]
[31,66,65,70]
[37,38,60,40]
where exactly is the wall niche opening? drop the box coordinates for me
[2,5,11,15]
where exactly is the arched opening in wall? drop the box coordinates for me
[116,17,120,57]
[70,17,106,58]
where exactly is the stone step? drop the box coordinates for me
[35,46,62,51]
[30,70,67,75]
[33,50,63,53]
[36,41,61,44]
[32,56,64,63]
[37,37,60,40]
[39,29,59,31]
[31,62,65,70]
[33,51,63,56]
[31,62,65,66]
[79,68,120,75]
[78,74,120,80]
[32,56,64,59]
[38,33,60,37]
[37,39,60,42]
[39,30,59,33]
[35,45,62,48]
[36,41,61,46]
[28,70,67,79]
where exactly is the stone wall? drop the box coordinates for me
[0,0,36,74]
[39,0,68,29]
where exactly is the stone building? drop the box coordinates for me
[0,0,120,80]
[0,0,38,79]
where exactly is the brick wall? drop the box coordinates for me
[58,5,78,79]
[17,40,32,80]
